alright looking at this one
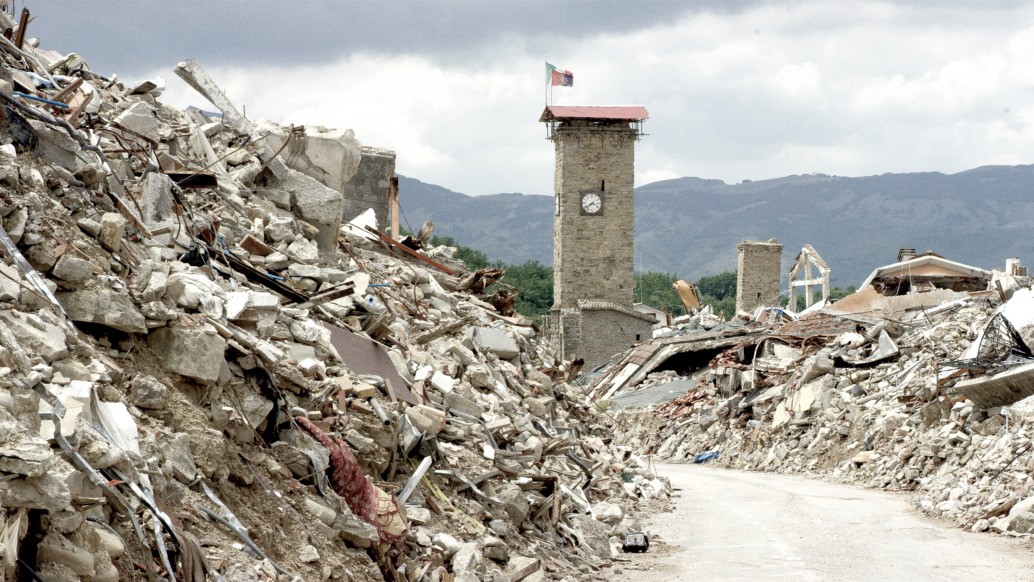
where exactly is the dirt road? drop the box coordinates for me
[621,464,1034,581]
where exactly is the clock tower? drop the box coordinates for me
[539,105,653,368]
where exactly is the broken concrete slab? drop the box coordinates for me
[255,121,362,194]
[277,169,343,257]
[0,311,68,362]
[956,361,1034,408]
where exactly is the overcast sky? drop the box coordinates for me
[27,1,1034,196]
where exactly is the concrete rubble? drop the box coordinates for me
[0,15,669,582]
[608,250,1034,543]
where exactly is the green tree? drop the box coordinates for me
[633,271,685,316]
[695,271,737,317]
[696,271,737,300]
[498,260,553,318]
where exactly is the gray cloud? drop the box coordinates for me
[22,1,1034,198]
[29,0,735,75]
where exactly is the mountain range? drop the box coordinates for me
[397,165,1034,289]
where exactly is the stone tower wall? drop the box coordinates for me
[552,124,637,309]
[736,240,783,314]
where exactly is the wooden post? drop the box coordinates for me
[14,8,28,50]
[389,175,399,240]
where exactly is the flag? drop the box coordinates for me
[546,62,573,87]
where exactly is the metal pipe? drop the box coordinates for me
[369,397,391,425]
[13,91,70,109]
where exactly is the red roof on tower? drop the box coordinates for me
[539,106,649,122]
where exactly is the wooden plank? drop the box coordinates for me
[510,559,541,582]
[291,281,356,310]
[364,226,456,275]
[412,315,475,344]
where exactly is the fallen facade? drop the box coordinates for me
[0,14,669,582]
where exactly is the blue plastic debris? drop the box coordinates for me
[693,451,720,463]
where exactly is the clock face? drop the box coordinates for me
[581,193,603,214]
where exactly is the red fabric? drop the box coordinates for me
[295,416,405,579]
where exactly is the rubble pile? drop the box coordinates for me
[612,284,1034,537]
[652,304,728,339]
[0,17,669,582]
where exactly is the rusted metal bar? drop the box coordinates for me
[256,123,302,176]
[388,175,399,240]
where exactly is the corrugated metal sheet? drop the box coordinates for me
[539,106,649,122]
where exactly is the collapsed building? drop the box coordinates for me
[0,12,670,582]
[605,241,1034,541]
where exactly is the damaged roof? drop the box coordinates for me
[860,253,991,289]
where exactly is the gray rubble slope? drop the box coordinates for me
[611,290,1034,540]
[0,17,668,582]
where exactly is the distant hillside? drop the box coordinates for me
[397,176,553,266]
[398,165,1034,289]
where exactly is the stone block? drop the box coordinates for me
[444,391,483,419]
[2,470,71,510]
[51,253,93,285]
[264,215,295,242]
[166,432,197,483]
[432,532,462,558]
[451,543,485,581]
[407,507,431,525]
[99,212,126,252]
[0,261,21,301]
[593,501,625,525]
[138,172,176,233]
[131,375,168,410]
[113,101,160,142]
[147,326,226,383]
[280,169,343,257]
[36,534,96,577]
[334,512,378,548]
[495,482,529,525]
[468,327,520,360]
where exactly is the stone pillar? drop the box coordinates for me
[736,239,783,314]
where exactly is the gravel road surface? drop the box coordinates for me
[621,464,1034,581]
